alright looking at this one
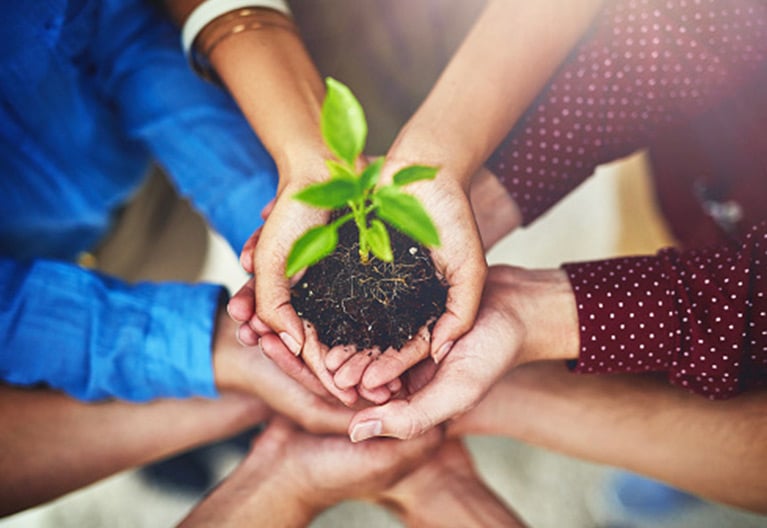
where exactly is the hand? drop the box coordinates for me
[320,165,524,398]
[347,265,579,441]
[232,175,400,407]
[213,307,354,434]
[378,438,527,527]
[178,416,443,527]
[259,330,402,407]
[229,196,361,406]
[319,161,487,399]
[384,159,487,364]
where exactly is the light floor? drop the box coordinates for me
[3,154,767,527]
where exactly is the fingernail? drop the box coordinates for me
[432,341,454,364]
[350,420,382,443]
[279,332,301,356]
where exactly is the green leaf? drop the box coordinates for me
[293,179,361,209]
[367,219,393,262]
[325,159,357,181]
[359,157,384,192]
[392,165,439,186]
[286,224,339,277]
[321,78,367,166]
[375,187,440,247]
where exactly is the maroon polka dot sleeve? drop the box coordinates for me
[487,0,767,225]
[563,223,767,399]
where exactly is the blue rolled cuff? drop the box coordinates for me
[0,259,223,402]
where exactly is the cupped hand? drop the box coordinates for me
[322,162,487,396]
[392,163,487,364]
[251,168,329,355]
[346,265,578,441]
[238,165,370,404]
[260,330,400,407]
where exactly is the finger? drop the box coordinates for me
[259,333,328,397]
[260,198,276,221]
[253,193,327,356]
[301,321,359,406]
[239,228,262,274]
[236,323,260,347]
[429,262,486,364]
[386,377,402,394]
[358,384,393,405]
[403,359,438,394]
[333,352,375,390]
[227,278,256,323]
[248,314,272,335]
[325,344,358,372]
[361,327,430,390]
[254,246,306,356]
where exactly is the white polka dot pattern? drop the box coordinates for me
[487,0,767,225]
[563,222,767,398]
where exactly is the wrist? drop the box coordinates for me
[387,120,484,190]
[196,9,328,167]
[496,266,580,365]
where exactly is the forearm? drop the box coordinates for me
[164,1,326,174]
[389,0,605,183]
[451,362,767,513]
[207,12,326,174]
[178,434,319,528]
[179,476,317,528]
[0,386,268,516]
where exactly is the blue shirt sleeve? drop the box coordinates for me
[0,259,223,402]
[91,0,278,253]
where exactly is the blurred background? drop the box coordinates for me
[2,0,766,526]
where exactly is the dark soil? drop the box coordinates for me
[290,214,447,352]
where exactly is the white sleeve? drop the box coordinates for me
[181,0,292,59]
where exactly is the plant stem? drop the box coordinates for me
[349,200,370,263]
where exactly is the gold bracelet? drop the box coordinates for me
[190,8,298,84]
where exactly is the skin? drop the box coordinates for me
[227,167,521,397]
[369,0,606,360]
[179,417,525,528]
[347,264,580,442]
[378,438,527,527]
[168,0,604,405]
[0,386,268,517]
[449,362,767,514]
[212,306,354,434]
[178,416,442,527]
[0,304,358,517]
[166,2,767,518]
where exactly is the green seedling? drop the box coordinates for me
[285,77,440,278]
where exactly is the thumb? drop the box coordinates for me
[348,378,479,442]
[254,259,305,356]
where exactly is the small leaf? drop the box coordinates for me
[392,165,439,186]
[359,157,384,191]
[325,159,357,181]
[286,224,338,277]
[293,179,361,209]
[367,219,393,262]
[321,78,367,166]
[375,187,440,247]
